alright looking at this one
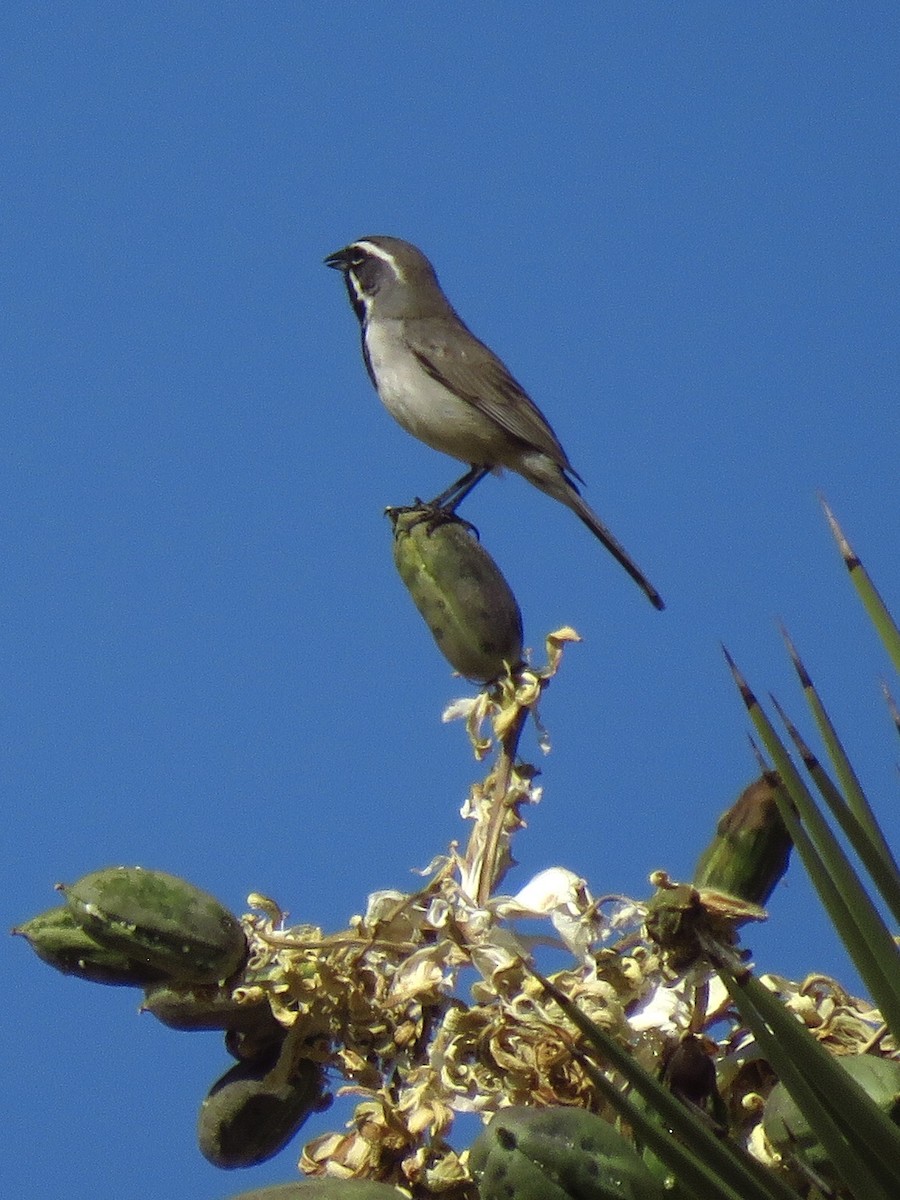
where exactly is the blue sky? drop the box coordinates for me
[4,6,899,1198]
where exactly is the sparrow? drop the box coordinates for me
[324,235,664,609]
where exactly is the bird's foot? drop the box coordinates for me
[385,500,480,539]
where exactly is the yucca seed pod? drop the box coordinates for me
[12,904,169,987]
[221,1183,406,1199]
[763,1053,900,1180]
[224,1024,289,1064]
[469,1104,665,1200]
[141,981,282,1035]
[692,774,792,906]
[62,866,247,985]
[662,1034,728,1130]
[198,1046,325,1169]
[390,507,524,683]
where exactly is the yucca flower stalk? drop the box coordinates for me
[13,502,899,1200]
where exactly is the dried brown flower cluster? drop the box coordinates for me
[222,632,890,1196]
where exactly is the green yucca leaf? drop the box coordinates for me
[727,697,900,1042]
[779,624,900,879]
[882,679,900,739]
[570,1055,748,1200]
[764,1056,900,1192]
[723,649,900,1038]
[527,965,797,1200]
[770,693,900,925]
[715,965,900,1200]
[820,497,900,670]
[767,764,900,1039]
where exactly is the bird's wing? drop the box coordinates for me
[408,320,582,479]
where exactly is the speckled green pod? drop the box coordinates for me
[198,1048,324,1169]
[692,774,792,905]
[12,904,169,987]
[141,981,282,1035]
[470,1105,665,1200]
[763,1053,900,1178]
[222,1183,405,1199]
[62,866,247,985]
[390,508,524,683]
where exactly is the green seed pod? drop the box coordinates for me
[662,1034,727,1130]
[225,1024,288,1064]
[198,1046,325,1169]
[141,981,282,1035]
[692,774,792,906]
[390,507,524,683]
[12,904,169,987]
[221,1183,405,1199]
[469,1105,665,1200]
[763,1053,900,1179]
[62,866,247,985]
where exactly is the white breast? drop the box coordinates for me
[364,321,505,465]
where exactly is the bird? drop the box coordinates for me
[324,235,664,610]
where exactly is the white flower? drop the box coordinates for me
[492,867,601,958]
[628,979,693,1034]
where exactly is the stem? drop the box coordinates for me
[474,703,530,907]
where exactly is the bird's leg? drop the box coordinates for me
[428,464,491,511]
[385,502,480,539]
[385,465,489,538]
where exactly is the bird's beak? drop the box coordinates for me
[323,246,351,270]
